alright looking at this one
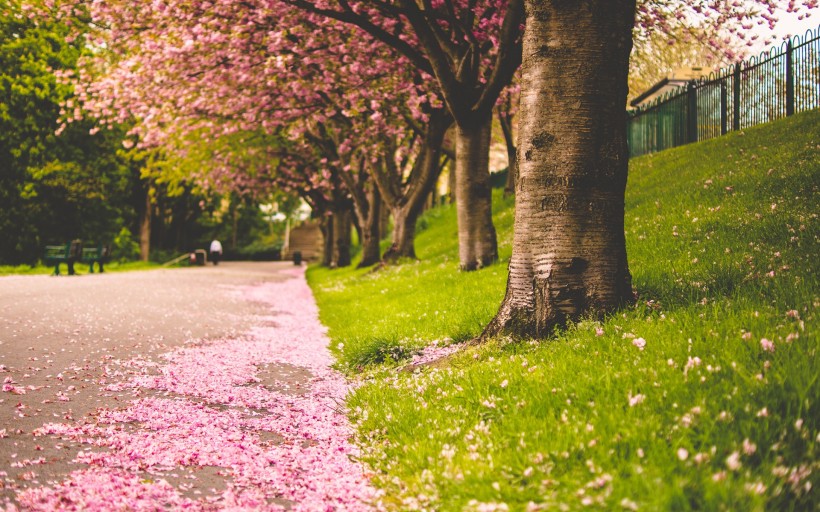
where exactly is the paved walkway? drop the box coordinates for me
[0,262,376,510]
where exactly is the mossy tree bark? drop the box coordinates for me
[484,0,635,339]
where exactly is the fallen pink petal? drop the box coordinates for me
[8,268,378,511]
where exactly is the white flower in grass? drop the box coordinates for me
[726,451,742,471]
[677,448,689,461]
[620,498,639,510]
[628,393,646,407]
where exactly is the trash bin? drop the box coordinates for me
[194,249,207,266]
[293,251,302,266]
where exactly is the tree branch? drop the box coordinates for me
[475,0,523,115]
[282,0,434,76]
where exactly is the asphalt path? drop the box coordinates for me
[0,262,307,507]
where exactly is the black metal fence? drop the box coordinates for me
[627,25,820,157]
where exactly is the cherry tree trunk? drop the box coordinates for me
[499,110,517,197]
[455,115,498,270]
[483,0,635,339]
[331,206,352,268]
[379,201,390,240]
[139,184,152,262]
[357,183,382,268]
[447,158,456,204]
[381,110,449,262]
[384,207,418,261]
[320,216,333,267]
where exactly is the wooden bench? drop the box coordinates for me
[80,244,110,273]
[44,242,80,276]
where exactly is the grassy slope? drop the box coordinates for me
[307,110,819,511]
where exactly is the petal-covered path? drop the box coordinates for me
[0,263,377,510]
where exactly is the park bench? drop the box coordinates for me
[43,241,81,276]
[43,241,110,275]
[80,244,110,273]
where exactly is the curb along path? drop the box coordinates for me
[4,267,377,511]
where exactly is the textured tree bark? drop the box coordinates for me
[455,115,498,270]
[378,109,450,263]
[447,157,456,204]
[383,206,418,261]
[320,215,333,267]
[357,182,382,268]
[483,0,635,339]
[498,106,517,197]
[138,183,152,262]
[378,200,389,240]
[331,205,352,268]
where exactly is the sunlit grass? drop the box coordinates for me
[308,110,818,511]
[0,260,162,276]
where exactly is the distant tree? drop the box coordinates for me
[0,10,138,264]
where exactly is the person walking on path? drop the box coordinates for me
[209,239,223,265]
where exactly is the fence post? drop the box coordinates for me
[720,82,728,135]
[786,39,795,116]
[687,82,698,144]
[733,63,741,131]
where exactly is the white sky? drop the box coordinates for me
[750,8,819,53]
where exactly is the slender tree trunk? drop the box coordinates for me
[379,110,449,262]
[321,215,333,267]
[357,182,382,268]
[138,184,152,262]
[483,0,635,339]
[384,206,419,260]
[447,157,456,204]
[331,205,352,268]
[379,200,390,240]
[231,203,238,250]
[498,107,517,197]
[455,114,497,270]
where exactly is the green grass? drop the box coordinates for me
[0,260,162,276]
[307,110,819,511]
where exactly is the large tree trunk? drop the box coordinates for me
[454,115,497,270]
[483,0,635,339]
[138,183,152,262]
[331,205,352,268]
[357,182,382,268]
